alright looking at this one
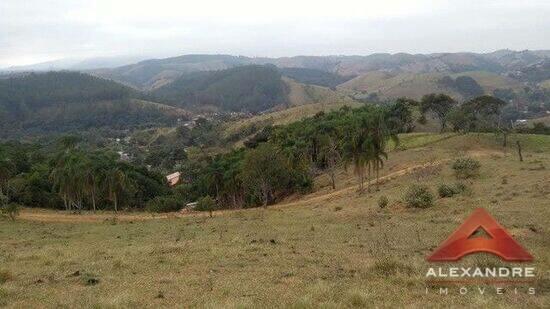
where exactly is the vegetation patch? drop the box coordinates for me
[452,157,481,179]
[377,196,389,209]
[369,260,414,276]
[195,196,217,217]
[145,196,182,213]
[81,273,100,286]
[403,184,434,208]
[437,182,468,198]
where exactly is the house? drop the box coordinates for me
[166,172,181,187]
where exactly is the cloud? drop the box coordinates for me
[1,0,549,67]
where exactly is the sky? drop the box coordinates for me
[1,0,549,67]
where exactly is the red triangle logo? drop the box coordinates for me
[427,208,533,262]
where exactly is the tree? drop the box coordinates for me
[82,154,108,212]
[459,95,509,145]
[420,94,457,132]
[342,109,397,193]
[386,98,416,133]
[105,165,133,212]
[241,143,291,207]
[0,158,15,196]
[197,195,217,217]
[318,134,341,190]
[342,119,371,192]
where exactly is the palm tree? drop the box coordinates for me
[105,165,133,212]
[82,157,105,212]
[318,134,341,190]
[50,154,72,210]
[50,150,89,211]
[343,122,370,192]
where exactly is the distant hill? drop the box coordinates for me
[151,65,289,113]
[0,72,188,137]
[92,54,249,90]
[2,56,146,72]
[283,77,356,106]
[339,70,524,101]
[88,50,550,93]
[279,67,355,88]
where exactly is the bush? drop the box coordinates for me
[145,196,181,213]
[452,157,481,179]
[438,183,469,198]
[1,203,20,221]
[438,184,458,198]
[404,185,434,208]
[378,196,389,208]
[195,195,217,217]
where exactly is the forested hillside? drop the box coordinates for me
[92,54,249,89]
[152,65,289,112]
[0,72,186,137]
[279,67,354,88]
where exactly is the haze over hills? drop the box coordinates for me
[79,50,550,90]
[1,55,148,72]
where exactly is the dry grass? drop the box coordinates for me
[1,133,549,308]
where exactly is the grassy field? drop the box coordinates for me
[1,133,549,308]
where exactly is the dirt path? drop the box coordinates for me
[18,148,504,223]
[270,160,448,210]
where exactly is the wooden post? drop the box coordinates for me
[516,140,523,162]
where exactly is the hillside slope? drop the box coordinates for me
[151,65,289,113]
[92,54,249,90]
[339,71,523,101]
[4,133,549,307]
[0,72,188,137]
[90,50,550,92]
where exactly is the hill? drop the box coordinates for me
[339,71,524,101]
[3,133,549,307]
[279,67,355,88]
[339,72,463,101]
[151,65,289,113]
[0,72,189,137]
[89,50,550,92]
[92,54,249,90]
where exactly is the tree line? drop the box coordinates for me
[2,93,546,214]
[1,102,410,212]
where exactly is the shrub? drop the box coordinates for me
[438,182,469,198]
[452,157,481,179]
[1,203,20,221]
[370,260,414,276]
[378,196,389,208]
[404,185,434,208]
[196,195,217,217]
[81,273,100,286]
[438,184,458,198]
[145,196,181,213]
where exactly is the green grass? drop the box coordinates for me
[1,133,549,307]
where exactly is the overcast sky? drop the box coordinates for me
[1,0,549,67]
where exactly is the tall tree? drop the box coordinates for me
[241,143,291,207]
[318,134,341,190]
[105,165,133,212]
[420,94,457,132]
